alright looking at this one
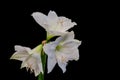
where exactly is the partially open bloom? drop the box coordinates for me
[32,11,77,37]
[43,31,81,73]
[10,45,43,76]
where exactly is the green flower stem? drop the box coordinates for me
[38,44,46,80]
[38,72,44,80]
[41,48,47,80]
[38,33,53,80]
[47,33,54,41]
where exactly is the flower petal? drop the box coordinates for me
[21,53,43,76]
[56,48,79,73]
[71,48,79,61]
[47,30,67,36]
[10,45,31,61]
[43,42,58,57]
[47,56,57,73]
[32,12,48,30]
[47,11,58,29]
[32,53,43,76]
[56,31,74,44]
[58,42,80,61]
[15,45,31,52]
[58,61,67,73]
[56,53,68,73]
[10,52,29,61]
[43,42,58,73]
[62,40,81,48]
[57,17,77,31]
[62,48,79,61]
[48,11,58,21]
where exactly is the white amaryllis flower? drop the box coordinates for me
[43,31,81,73]
[32,11,77,37]
[10,45,43,76]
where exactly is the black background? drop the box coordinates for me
[0,0,88,80]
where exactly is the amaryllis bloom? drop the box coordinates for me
[43,31,81,73]
[32,11,77,37]
[10,45,43,76]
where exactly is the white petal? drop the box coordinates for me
[57,17,77,31]
[32,12,48,30]
[47,56,57,73]
[71,48,79,61]
[56,53,67,73]
[54,32,69,44]
[47,11,58,28]
[47,30,67,36]
[32,53,43,76]
[43,42,58,73]
[58,61,67,73]
[56,31,75,44]
[10,45,31,61]
[43,42,57,57]
[56,40,80,62]
[62,40,81,48]
[48,11,58,21]
[60,31,81,48]
[10,52,29,61]
[56,48,78,73]
[58,46,79,61]
[15,45,31,53]
[21,53,43,76]
[64,48,79,61]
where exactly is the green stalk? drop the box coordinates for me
[38,72,44,80]
[38,45,46,80]
[47,32,54,41]
[38,33,53,80]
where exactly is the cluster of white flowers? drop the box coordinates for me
[10,11,81,77]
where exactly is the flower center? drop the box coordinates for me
[56,45,62,51]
